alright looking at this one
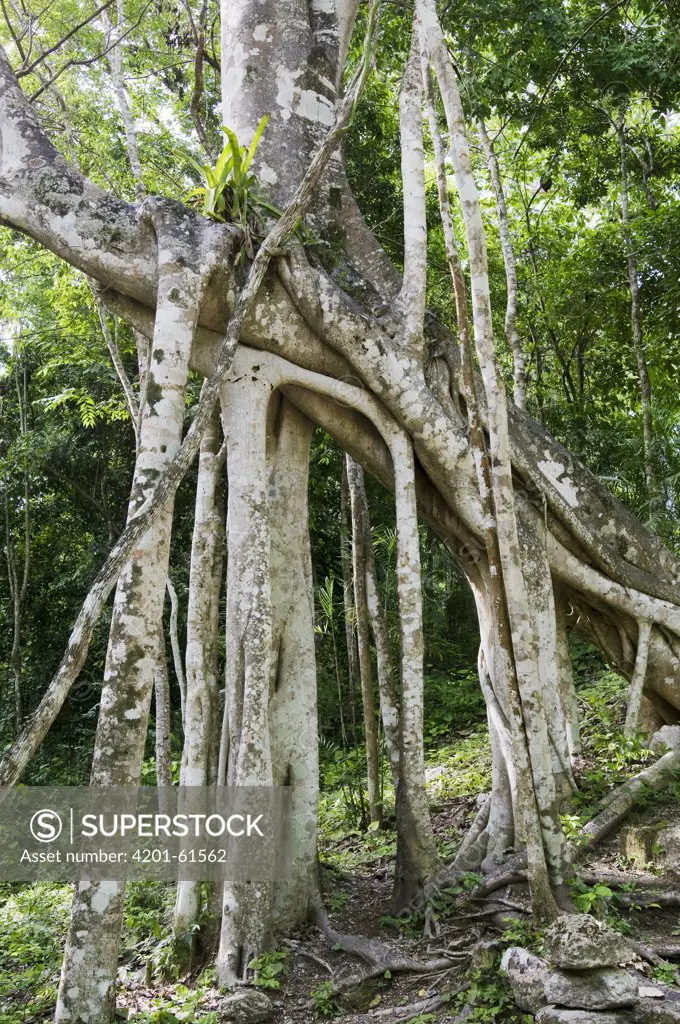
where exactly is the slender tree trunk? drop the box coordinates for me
[624,619,653,738]
[102,0,145,201]
[419,0,563,919]
[56,207,215,1024]
[5,362,30,733]
[340,462,361,733]
[391,431,438,909]
[618,115,655,504]
[166,577,187,724]
[421,20,543,889]
[397,29,427,348]
[362,501,400,786]
[154,623,173,788]
[477,118,526,409]
[173,408,225,940]
[555,601,581,758]
[346,455,382,826]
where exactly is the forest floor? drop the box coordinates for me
[2,669,680,1024]
[104,788,680,1024]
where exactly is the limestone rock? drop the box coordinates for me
[536,1008,634,1024]
[500,946,549,1012]
[655,825,680,877]
[633,977,680,1023]
[650,726,680,755]
[220,989,272,1022]
[621,824,665,870]
[543,914,633,970]
[637,1004,680,1024]
[544,967,639,1010]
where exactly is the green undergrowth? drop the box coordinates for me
[4,656,679,1021]
[0,881,177,1024]
[124,985,220,1024]
[0,882,71,1024]
[318,668,491,871]
[318,737,491,872]
[563,667,680,834]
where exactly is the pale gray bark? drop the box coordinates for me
[0,20,375,792]
[582,743,680,848]
[56,203,214,1024]
[166,577,187,724]
[268,397,319,933]
[477,119,526,409]
[217,371,274,986]
[624,618,653,738]
[390,427,438,907]
[360,493,401,786]
[555,600,581,758]
[102,0,145,200]
[418,0,564,916]
[94,299,141,451]
[397,27,427,347]
[0,0,679,975]
[221,0,344,205]
[347,455,382,826]
[215,371,318,983]
[173,408,225,939]
[340,463,361,728]
[2,21,678,615]
[215,347,437,906]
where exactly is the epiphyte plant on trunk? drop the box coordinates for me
[185,116,282,251]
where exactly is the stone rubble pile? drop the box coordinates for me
[501,914,678,1024]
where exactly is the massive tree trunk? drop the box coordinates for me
[216,355,319,985]
[268,397,319,933]
[217,368,274,986]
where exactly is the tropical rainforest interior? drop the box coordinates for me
[1,0,680,1022]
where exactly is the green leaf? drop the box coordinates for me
[222,127,242,177]
[243,115,269,172]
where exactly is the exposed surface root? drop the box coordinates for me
[579,869,670,889]
[314,903,459,972]
[582,745,680,848]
